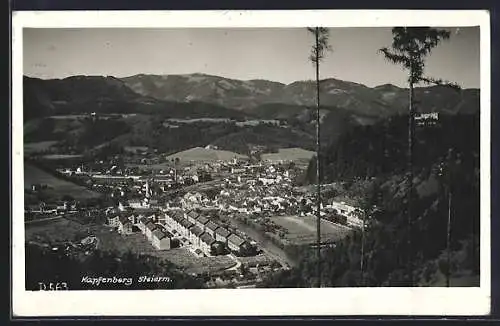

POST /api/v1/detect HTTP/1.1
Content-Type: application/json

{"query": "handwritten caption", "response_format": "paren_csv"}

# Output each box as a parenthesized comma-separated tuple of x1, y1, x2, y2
(81, 275, 172, 287)
(37, 276, 172, 290)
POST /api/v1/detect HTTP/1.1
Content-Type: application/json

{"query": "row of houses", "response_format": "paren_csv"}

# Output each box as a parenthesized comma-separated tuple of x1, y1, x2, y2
(107, 212, 177, 250)
(164, 209, 248, 256)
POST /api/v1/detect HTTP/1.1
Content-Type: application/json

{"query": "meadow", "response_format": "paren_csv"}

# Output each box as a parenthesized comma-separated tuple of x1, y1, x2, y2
(270, 215, 351, 245)
(24, 163, 100, 200)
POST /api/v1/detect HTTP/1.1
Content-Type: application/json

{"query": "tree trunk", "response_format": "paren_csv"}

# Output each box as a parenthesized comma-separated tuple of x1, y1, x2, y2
(360, 217, 365, 285)
(315, 27, 322, 289)
(446, 187, 452, 287)
(407, 81, 414, 286)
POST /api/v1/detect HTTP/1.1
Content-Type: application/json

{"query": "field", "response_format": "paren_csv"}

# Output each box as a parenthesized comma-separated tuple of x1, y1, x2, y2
(261, 148, 315, 162)
(270, 215, 351, 245)
(24, 163, 100, 200)
(165, 147, 248, 162)
(24, 141, 59, 154)
(41, 154, 83, 160)
(25, 218, 236, 274)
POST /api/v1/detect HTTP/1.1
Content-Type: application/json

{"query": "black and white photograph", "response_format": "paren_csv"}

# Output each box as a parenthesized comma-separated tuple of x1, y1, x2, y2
(11, 10, 491, 316)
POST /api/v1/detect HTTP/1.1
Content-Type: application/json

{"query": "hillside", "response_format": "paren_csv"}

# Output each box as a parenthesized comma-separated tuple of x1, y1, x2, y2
(261, 112, 480, 287)
(23, 73, 480, 159)
(120, 73, 480, 117)
(23, 76, 252, 122)
(261, 148, 315, 162)
(165, 147, 249, 162)
(25, 74, 480, 122)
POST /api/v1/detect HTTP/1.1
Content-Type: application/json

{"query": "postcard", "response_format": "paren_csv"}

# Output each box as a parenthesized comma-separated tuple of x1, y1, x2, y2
(11, 9, 491, 316)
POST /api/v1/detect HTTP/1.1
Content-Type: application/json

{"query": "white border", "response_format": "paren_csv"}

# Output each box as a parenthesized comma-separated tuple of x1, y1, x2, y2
(12, 10, 491, 317)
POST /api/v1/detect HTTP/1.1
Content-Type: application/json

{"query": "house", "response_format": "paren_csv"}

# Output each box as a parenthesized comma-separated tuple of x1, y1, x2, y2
(195, 215, 209, 231)
(186, 210, 200, 224)
(137, 216, 148, 233)
(330, 201, 356, 217)
(178, 218, 194, 238)
(214, 226, 231, 243)
(199, 233, 216, 255)
(118, 215, 134, 235)
(129, 199, 143, 209)
(188, 225, 204, 247)
(151, 229, 172, 250)
(205, 221, 219, 237)
(108, 214, 121, 228)
(228, 234, 246, 252)
(169, 211, 184, 231)
(145, 221, 159, 240)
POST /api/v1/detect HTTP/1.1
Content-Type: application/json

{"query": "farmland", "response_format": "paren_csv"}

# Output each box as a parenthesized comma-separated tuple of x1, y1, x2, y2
(24, 141, 59, 154)
(165, 147, 248, 162)
(25, 218, 236, 274)
(270, 215, 351, 245)
(24, 162, 100, 200)
(41, 154, 83, 160)
(261, 148, 315, 162)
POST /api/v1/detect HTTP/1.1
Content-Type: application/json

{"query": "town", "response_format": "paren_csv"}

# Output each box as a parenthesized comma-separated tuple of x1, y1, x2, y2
(25, 144, 362, 288)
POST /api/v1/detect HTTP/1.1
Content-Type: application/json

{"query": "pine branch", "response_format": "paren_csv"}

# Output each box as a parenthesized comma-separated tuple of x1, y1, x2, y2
(418, 76, 462, 92)
(379, 48, 411, 68)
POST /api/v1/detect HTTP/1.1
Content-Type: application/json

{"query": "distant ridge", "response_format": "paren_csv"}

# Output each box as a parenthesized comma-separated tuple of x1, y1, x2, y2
(24, 73, 480, 122)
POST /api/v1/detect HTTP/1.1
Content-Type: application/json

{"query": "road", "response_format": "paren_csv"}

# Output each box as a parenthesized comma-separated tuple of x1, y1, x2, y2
(231, 219, 297, 269)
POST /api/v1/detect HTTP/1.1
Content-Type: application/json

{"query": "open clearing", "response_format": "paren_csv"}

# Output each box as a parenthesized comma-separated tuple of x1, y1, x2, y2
(41, 154, 83, 160)
(24, 163, 100, 200)
(24, 141, 59, 154)
(261, 148, 315, 162)
(25, 218, 235, 274)
(270, 215, 351, 245)
(165, 147, 248, 162)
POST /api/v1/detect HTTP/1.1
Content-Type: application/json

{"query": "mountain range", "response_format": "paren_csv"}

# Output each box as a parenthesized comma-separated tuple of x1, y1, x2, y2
(24, 73, 479, 122)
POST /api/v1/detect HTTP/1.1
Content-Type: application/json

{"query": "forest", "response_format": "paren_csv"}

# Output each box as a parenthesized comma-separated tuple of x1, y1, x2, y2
(260, 112, 480, 287)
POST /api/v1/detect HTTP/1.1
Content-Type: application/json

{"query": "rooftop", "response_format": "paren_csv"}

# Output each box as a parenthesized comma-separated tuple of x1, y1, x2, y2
(205, 221, 219, 232)
(215, 227, 231, 238)
(179, 218, 194, 229)
(200, 233, 216, 245)
(189, 225, 204, 236)
(197, 215, 209, 224)
(152, 229, 167, 239)
(228, 234, 245, 247)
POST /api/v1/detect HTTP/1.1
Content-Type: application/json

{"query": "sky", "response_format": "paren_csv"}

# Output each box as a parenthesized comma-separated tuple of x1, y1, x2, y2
(23, 27, 480, 89)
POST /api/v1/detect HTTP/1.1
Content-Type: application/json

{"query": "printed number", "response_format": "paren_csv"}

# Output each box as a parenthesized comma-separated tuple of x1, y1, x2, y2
(38, 282, 69, 290)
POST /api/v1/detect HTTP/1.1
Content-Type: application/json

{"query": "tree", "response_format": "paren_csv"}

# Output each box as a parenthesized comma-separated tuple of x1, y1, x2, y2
(379, 27, 459, 286)
(307, 27, 332, 288)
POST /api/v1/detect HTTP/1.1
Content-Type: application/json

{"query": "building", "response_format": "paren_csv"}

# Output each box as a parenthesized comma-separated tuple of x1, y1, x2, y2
(188, 225, 204, 247)
(228, 234, 246, 252)
(118, 215, 134, 235)
(145, 221, 159, 240)
(199, 233, 216, 255)
(108, 214, 121, 228)
(186, 210, 200, 225)
(205, 221, 219, 237)
(330, 201, 356, 217)
(169, 210, 184, 231)
(137, 216, 148, 233)
(178, 218, 194, 239)
(214, 226, 231, 243)
(151, 229, 172, 250)
(195, 215, 209, 231)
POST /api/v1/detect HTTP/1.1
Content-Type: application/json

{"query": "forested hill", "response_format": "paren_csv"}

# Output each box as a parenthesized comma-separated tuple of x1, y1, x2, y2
(307, 112, 479, 183)
(262, 112, 480, 287)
